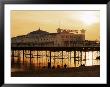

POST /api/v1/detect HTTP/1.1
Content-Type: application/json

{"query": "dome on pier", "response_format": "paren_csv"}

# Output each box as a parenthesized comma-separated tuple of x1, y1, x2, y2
(28, 27, 49, 35)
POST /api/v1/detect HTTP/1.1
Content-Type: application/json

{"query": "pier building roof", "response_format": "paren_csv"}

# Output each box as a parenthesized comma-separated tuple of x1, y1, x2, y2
(28, 28, 49, 35)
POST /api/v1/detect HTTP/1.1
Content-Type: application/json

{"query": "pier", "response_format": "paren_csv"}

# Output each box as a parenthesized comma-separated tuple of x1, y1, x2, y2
(10, 10, 101, 77)
(11, 44, 100, 69)
(11, 28, 100, 77)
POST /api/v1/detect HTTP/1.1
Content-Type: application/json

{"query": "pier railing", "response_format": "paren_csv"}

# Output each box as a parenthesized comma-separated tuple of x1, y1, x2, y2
(11, 41, 99, 47)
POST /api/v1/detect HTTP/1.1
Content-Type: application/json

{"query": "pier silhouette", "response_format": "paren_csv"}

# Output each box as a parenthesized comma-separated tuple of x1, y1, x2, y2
(11, 43, 100, 69)
(11, 28, 100, 77)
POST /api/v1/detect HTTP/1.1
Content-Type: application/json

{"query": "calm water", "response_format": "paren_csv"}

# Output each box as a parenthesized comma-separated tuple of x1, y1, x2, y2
(11, 50, 100, 72)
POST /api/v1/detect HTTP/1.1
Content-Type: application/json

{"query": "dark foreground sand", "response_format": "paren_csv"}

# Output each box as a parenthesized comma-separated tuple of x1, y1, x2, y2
(11, 65, 100, 77)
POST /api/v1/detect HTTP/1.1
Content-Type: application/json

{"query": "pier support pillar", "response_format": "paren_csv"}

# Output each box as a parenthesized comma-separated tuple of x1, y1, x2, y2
(92, 51, 93, 66)
(17, 50, 21, 63)
(85, 51, 86, 65)
(62, 51, 63, 68)
(48, 51, 51, 69)
(11, 50, 14, 64)
(30, 50, 32, 65)
(78, 51, 80, 64)
(74, 51, 76, 67)
(37, 51, 38, 68)
(54, 51, 55, 66)
(23, 50, 24, 64)
(70, 51, 71, 67)
(80, 51, 82, 65)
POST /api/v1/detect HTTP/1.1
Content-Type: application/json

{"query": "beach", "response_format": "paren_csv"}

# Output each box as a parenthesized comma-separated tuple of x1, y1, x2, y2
(11, 65, 100, 77)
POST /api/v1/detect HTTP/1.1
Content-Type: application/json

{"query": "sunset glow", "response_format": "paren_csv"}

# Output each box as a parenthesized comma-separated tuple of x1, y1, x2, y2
(11, 11, 100, 40)
(81, 14, 97, 25)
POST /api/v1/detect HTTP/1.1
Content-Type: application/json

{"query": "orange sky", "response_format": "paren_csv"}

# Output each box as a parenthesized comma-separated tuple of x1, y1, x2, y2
(11, 10, 100, 40)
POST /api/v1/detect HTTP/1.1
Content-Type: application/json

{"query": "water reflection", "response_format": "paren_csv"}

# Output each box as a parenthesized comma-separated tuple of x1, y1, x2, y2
(11, 50, 100, 72)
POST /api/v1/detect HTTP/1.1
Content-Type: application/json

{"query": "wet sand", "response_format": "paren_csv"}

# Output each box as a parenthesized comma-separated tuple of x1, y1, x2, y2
(11, 65, 100, 77)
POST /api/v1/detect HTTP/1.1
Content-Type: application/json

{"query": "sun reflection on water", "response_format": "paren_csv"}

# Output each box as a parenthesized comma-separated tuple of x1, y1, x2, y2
(11, 50, 100, 71)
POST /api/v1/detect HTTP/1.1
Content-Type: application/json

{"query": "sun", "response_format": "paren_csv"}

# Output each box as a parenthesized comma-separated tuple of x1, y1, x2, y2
(80, 14, 97, 25)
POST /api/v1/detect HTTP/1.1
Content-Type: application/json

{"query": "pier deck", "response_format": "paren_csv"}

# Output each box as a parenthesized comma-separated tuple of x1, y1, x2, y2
(11, 46, 100, 51)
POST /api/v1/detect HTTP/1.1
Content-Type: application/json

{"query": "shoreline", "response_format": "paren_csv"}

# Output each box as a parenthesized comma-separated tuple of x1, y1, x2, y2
(11, 65, 100, 77)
